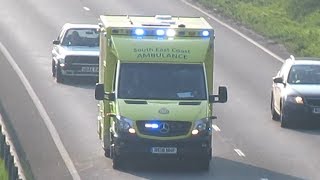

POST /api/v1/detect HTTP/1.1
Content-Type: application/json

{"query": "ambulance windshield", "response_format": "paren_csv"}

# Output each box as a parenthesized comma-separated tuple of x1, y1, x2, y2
(118, 63, 207, 100)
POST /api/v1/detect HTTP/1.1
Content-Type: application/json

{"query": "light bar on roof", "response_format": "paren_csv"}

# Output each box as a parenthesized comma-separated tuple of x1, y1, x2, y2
(166, 29, 176, 37)
(202, 30, 209, 37)
(156, 29, 165, 36)
(110, 28, 212, 38)
(134, 28, 145, 36)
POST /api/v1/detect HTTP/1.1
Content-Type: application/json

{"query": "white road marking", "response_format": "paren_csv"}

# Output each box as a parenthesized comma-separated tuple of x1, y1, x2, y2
(212, 124, 221, 131)
(181, 0, 284, 63)
(261, 178, 269, 180)
(83, 7, 90, 11)
(0, 42, 81, 180)
(234, 148, 246, 157)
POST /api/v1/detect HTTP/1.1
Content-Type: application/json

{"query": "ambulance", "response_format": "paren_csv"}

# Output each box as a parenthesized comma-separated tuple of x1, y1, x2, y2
(95, 15, 227, 170)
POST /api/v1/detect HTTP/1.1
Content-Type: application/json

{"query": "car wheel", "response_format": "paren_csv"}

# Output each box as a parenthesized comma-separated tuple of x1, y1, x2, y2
(55, 65, 64, 83)
(271, 94, 280, 120)
(52, 60, 56, 77)
(280, 106, 289, 128)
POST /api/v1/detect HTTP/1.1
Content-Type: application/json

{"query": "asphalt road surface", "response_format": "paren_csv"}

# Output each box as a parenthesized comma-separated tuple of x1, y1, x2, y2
(0, 0, 320, 179)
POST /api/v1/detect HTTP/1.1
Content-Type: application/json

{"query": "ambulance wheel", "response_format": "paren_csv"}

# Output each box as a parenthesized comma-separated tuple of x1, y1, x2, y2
(104, 148, 111, 158)
(101, 133, 111, 158)
(111, 146, 123, 169)
(112, 156, 123, 170)
(197, 159, 210, 171)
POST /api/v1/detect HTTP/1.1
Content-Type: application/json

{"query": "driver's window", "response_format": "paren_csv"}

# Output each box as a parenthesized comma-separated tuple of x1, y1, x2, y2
(58, 27, 66, 41)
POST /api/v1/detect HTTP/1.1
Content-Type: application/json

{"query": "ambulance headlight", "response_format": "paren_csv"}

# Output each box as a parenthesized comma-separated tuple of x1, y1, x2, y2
(166, 29, 176, 37)
(156, 29, 165, 36)
(134, 28, 145, 36)
(202, 30, 210, 37)
(192, 118, 211, 135)
(115, 115, 135, 133)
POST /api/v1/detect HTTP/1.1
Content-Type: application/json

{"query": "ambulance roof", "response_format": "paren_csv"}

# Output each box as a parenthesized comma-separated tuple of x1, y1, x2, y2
(99, 15, 213, 29)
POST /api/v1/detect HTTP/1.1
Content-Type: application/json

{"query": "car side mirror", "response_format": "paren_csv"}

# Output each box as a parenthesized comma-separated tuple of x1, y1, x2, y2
(209, 86, 228, 103)
(53, 40, 60, 45)
(273, 77, 284, 84)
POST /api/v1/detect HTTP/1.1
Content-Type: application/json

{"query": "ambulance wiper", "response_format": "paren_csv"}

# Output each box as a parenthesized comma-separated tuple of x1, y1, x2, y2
(124, 100, 147, 104)
(179, 101, 201, 105)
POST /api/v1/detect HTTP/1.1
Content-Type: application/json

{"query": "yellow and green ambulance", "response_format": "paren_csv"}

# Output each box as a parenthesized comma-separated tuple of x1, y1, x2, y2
(95, 15, 227, 170)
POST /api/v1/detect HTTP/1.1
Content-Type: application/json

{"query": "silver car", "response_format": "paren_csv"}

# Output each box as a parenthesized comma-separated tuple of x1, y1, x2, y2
(271, 55, 320, 128)
(52, 23, 99, 83)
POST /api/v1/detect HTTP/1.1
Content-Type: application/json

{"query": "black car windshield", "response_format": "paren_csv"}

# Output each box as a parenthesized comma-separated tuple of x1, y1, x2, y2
(118, 63, 207, 100)
(287, 64, 320, 84)
(61, 28, 99, 47)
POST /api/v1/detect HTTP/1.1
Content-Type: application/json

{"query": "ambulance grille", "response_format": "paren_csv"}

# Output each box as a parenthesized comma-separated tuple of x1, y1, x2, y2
(136, 121, 191, 137)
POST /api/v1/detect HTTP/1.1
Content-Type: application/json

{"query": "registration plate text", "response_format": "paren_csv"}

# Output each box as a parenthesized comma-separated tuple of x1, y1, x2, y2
(151, 147, 177, 154)
(81, 67, 98, 72)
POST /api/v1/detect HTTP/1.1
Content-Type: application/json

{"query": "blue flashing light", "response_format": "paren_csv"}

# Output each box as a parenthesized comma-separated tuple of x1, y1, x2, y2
(145, 123, 159, 129)
(202, 30, 210, 37)
(135, 28, 145, 36)
(166, 29, 176, 37)
(156, 29, 165, 36)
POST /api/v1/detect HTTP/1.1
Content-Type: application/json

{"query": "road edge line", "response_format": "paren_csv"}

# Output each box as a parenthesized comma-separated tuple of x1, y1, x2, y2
(0, 42, 81, 180)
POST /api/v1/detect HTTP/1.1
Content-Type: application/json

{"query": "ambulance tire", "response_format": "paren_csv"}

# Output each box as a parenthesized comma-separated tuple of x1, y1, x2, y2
(101, 134, 111, 158)
(55, 66, 64, 83)
(104, 148, 111, 158)
(111, 147, 123, 170)
(112, 156, 123, 170)
(197, 159, 210, 171)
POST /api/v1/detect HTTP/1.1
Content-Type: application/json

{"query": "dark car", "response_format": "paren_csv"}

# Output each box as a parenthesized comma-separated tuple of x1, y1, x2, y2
(271, 55, 320, 128)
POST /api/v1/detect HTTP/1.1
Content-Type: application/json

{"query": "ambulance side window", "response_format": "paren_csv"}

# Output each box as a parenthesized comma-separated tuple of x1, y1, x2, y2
(112, 63, 118, 92)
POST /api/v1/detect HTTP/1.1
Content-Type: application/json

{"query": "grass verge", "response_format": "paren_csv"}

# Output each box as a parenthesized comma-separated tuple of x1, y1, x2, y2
(196, 0, 320, 57)
(0, 159, 8, 180)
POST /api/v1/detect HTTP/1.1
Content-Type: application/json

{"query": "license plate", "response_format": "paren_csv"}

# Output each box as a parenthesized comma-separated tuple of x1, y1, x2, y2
(313, 107, 320, 114)
(81, 67, 98, 72)
(151, 147, 177, 154)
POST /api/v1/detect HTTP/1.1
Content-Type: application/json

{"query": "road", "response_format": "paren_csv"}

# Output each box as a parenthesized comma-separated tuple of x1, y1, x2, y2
(0, 0, 320, 179)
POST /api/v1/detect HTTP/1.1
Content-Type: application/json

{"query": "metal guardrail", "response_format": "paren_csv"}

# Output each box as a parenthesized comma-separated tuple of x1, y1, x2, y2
(0, 125, 23, 180)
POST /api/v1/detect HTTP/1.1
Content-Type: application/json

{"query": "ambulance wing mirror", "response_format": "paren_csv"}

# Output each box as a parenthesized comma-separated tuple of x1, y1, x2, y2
(209, 86, 228, 103)
(95, 83, 116, 101)
(95, 83, 105, 100)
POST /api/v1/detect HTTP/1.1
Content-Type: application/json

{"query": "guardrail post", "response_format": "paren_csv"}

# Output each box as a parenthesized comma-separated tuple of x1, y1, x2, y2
(4, 143, 10, 171)
(8, 154, 13, 180)
(11, 165, 18, 180)
(0, 125, 4, 159)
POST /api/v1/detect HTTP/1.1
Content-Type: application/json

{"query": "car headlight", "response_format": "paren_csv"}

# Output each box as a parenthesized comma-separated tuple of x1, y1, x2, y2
(58, 58, 65, 66)
(286, 96, 304, 104)
(115, 115, 135, 133)
(192, 118, 211, 135)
